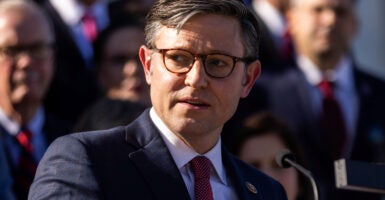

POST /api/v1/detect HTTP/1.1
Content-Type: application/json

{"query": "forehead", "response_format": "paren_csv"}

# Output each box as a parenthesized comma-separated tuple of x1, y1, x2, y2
(155, 14, 244, 55)
(0, 8, 52, 46)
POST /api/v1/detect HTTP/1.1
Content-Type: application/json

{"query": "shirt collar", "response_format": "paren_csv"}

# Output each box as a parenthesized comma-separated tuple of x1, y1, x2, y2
(253, 0, 286, 36)
(149, 108, 227, 184)
(0, 107, 45, 137)
(49, 0, 109, 27)
(297, 54, 354, 91)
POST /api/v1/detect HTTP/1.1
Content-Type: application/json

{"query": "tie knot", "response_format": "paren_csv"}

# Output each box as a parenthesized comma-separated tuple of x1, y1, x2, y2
(318, 79, 335, 98)
(191, 156, 211, 180)
(17, 128, 33, 152)
(82, 10, 94, 20)
(81, 10, 98, 42)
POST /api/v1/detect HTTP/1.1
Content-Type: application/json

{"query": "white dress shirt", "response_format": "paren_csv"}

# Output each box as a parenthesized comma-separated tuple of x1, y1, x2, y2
(297, 55, 359, 157)
(149, 108, 238, 200)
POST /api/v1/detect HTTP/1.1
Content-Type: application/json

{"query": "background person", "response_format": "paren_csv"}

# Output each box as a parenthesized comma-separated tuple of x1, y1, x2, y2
(234, 112, 311, 200)
(93, 18, 150, 106)
(249, 0, 294, 71)
(244, 0, 385, 199)
(0, 1, 70, 199)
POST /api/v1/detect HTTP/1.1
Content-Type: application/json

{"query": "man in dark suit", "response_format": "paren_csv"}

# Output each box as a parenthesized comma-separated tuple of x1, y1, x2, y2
(29, 0, 288, 199)
(249, 0, 294, 72)
(40, 0, 108, 126)
(241, 0, 385, 199)
(0, 1, 70, 199)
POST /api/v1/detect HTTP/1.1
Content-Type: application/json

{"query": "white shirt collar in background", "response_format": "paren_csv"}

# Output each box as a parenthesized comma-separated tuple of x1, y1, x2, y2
(297, 54, 355, 92)
(49, 0, 109, 29)
(253, 0, 287, 38)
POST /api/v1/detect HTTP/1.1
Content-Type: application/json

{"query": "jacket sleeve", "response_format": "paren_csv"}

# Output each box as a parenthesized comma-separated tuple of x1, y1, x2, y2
(28, 135, 101, 200)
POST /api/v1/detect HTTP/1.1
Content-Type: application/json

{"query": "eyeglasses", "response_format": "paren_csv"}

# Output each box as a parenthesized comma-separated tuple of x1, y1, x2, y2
(152, 48, 255, 78)
(0, 43, 54, 61)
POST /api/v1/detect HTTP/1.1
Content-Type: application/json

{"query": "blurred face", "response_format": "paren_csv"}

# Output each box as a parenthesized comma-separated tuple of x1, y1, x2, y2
(239, 133, 299, 200)
(0, 9, 54, 108)
(98, 27, 150, 106)
(140, 14, 260, 141)
(287, 0, 357, 60)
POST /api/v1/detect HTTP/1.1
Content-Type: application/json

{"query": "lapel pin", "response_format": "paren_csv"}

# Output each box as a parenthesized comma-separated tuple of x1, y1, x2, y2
(245, 181, 258, 194)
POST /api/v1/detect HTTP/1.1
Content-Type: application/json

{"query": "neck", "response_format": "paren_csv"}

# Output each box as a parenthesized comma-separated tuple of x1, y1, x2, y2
(177, 130, 221, 155)
(309, 53, 342, 72)
(0, 101, 38, 124)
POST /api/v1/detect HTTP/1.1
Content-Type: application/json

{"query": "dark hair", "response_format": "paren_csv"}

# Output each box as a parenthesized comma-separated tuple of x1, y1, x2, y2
(234, 112, 311, 200)
(234, 112, 300, 156)
(144, 0, 260, 61)
(73, 98, 147, 132)
(93, 16, 144, 65)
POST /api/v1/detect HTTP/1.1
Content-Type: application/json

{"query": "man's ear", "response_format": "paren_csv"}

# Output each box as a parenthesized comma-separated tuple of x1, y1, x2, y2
(241, 60, 261, 98)
(139, 45, 152, 85)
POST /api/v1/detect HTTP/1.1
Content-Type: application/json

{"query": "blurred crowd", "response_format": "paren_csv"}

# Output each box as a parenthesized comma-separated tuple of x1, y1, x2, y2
(0, 0, 384, 200)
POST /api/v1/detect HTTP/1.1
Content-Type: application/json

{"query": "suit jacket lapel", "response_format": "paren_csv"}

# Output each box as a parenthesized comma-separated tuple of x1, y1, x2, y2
(126, 111, 190, 200)
(222, 148, 262, 200)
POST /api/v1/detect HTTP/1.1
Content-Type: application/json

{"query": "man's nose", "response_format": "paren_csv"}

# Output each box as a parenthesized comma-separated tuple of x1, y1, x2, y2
(184, 58, 208, 89)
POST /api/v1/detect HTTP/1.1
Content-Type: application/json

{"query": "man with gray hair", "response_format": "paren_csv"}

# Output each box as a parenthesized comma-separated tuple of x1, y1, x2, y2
(0, 1, 70, 199)
(29, 0, 287, 199)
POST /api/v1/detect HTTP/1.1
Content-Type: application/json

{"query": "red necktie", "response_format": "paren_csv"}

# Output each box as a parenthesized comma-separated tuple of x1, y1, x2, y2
(14, 128, 37, 199)
(318, 80, 347, 159)
(190, 156, 214, 200)
(279, 28, 293, 60)
(81, 10, 98, 42)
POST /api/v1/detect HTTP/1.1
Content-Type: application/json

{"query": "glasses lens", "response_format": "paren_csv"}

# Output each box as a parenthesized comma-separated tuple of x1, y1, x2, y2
(29, 44, 53, 59)
(158, 48, 238, 78)
(163, 49, 193, 73)
(0, 43, 53, 60)
(205, 54, 234, 78)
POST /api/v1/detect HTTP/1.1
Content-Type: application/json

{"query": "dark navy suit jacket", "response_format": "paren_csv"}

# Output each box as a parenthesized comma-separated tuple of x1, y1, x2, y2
(29, 109, 287, 200)
(41, 1, 100, 125)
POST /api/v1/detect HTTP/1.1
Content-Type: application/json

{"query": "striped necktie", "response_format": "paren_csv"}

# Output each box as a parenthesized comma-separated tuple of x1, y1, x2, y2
(13, 128, 37, 199)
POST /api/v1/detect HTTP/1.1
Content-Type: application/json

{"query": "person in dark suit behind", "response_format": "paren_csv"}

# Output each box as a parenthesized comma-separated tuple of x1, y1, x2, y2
(29, 0, 288, 199)
(0, 1, 70, 199)
(72, 18, 150, 133)
(0, 143, 15, 200)
(40, 0, 110, 126)
(244, 0, 385, 199)
(249, 0, 294, 72)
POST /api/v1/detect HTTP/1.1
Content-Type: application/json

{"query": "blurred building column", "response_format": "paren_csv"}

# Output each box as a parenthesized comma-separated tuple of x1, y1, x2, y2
(353, 0, 385, 80)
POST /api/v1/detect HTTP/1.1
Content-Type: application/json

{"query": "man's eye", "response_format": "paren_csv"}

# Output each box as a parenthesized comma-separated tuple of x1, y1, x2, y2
(167, 54, 191, 65)
(207, 59, 228, 67)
